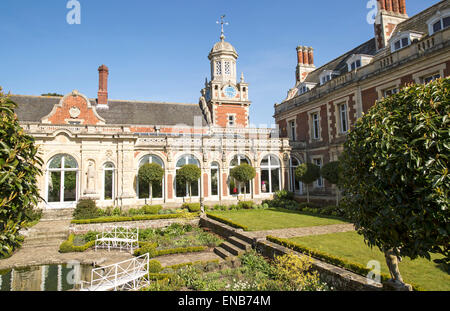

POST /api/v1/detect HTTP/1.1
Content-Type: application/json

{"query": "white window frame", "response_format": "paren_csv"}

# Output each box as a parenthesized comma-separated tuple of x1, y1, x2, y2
(175, 154, 200, 198)
(260, 155, 281, 194)
(137, 155, 165, 200)
(339, 103, 348, 134)
(103, 162, 115, 201)
(427, 10, 450, 35)
(210, 162, 220, 197)
(289, 157, 303, 195)
(412, 64, 446, 84)
(313, 158, 323, 188)
(287, 118, 296, 141)
(311, 112, 320, 140)
(229, 155, 251, 196)
(215, 61, 222, 75)
(46, 154, 79, 207)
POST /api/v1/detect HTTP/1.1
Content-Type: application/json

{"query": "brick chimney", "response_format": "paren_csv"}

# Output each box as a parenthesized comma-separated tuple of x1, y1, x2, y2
(374, 0, 408, 50)
(295, 46, 315, 83)
(97, 64, 109, 108)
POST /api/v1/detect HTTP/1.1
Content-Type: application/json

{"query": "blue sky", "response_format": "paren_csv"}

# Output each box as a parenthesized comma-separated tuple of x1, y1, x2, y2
(0, 0, 438, 126)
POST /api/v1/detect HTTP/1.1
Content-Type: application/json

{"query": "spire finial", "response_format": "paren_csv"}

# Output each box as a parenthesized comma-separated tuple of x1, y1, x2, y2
(216, 14, 229, 41)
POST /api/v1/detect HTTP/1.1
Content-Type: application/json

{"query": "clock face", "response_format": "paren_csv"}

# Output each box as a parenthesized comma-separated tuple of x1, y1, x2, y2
(224, 86, 236, 98)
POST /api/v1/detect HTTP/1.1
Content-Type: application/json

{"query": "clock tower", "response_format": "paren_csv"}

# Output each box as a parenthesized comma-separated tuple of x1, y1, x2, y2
(199, 16, 251, 128)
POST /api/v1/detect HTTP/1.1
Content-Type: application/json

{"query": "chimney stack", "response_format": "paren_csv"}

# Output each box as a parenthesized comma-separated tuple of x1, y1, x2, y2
(97, 64, 109, 107)
(295, 45, 315, 83)
(378, 0, 407, 15)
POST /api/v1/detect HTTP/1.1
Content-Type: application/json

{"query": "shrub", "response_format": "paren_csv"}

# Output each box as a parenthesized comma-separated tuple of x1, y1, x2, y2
(141, 205, 162, 215)
(72, 199, 99, 220)
(148, 260, 163, 273)
(206, 213, 249, 231)
(59, 234, 95, 253)
(295, 163, 321, 203)
(182, 203, 201, 213)
(274, 190, 294, 200)
(134, 242, 158, 257)
(237, 201, 254, 209)
(0, 88, 43, 257)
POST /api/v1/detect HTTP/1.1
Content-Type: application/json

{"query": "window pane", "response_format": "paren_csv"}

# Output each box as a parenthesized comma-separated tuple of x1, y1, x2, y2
(401, 37, 409, 47)
(175, 175, 187, 197)
(394, 40, 401, 50)
(240, 157, 249, 165)
(104, 170, 113, 200)
(433, 20, 442, 33)
(211, 168, 218, 196)
(139, 179, 149, 199)
(64, 156, 77, 169)
(261, 170, 269, 193)
(188, 156, 199, 166)
(104, 162, 114, 169)
(270, 156, 279, 166)
(63, 171, 77, 202)
(152, 180, 163, 198)
(271, 168, 280, 192)
(261, 157, 269, 166)
(444, 16, 450, 28)
(230, 157, 238, 167)
(151, 156, 164, 167)
(176, 158, 185, 167)
(49, 155, 63, 169)
(48, 171, 61, 202)
(190, 180, 199, 197)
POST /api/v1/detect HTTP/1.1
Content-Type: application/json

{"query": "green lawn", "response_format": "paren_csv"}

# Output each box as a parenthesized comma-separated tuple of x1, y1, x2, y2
(288, 231, 449, 291)
(208, 208, 348, 231)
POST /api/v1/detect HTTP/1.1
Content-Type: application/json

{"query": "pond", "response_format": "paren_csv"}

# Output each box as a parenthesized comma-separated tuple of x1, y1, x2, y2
(0, 262, 93, 291)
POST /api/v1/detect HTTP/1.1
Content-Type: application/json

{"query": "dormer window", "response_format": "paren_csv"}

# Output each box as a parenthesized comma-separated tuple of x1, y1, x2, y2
(319, 70, 339, 86)
(427, 10, 450, 35)
(350, 59, 361, 71)
(346, 54, 373, 72)
(297, 82, 317, 95)
(393, 37, 409, 51)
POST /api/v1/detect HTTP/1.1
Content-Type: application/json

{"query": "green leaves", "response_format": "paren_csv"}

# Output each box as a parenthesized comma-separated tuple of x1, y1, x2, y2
(294, 163, 320, 184)
(339, 78, 449, 263)
(138, 162, 164, 184)
(176, 164, 201, 184)
(229, 163, 256, 183)
(0, 87, 42, 257)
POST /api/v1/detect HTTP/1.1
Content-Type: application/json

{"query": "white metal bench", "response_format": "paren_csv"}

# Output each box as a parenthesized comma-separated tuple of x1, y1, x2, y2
(80, 253, 149, 291)
(95, 226, 139, 253)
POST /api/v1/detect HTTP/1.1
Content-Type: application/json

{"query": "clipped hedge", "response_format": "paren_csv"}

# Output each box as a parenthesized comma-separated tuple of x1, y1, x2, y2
(71, 212, 200, 224)
(205, 212, 249, 231)
(266, 236, 423, 291)
(165, 259, 220, 270)
(59, 234, 95, 253)
(134, 244, 207, 258)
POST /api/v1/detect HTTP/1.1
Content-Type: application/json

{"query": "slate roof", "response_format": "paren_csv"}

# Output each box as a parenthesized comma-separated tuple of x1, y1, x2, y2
(10, 95, 207, 126)
(303, 38, 377, 84)
(394, 0, 450, 35)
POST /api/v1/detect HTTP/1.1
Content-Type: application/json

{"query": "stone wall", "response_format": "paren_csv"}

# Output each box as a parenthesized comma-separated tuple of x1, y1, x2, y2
(69, 218, 200, 235)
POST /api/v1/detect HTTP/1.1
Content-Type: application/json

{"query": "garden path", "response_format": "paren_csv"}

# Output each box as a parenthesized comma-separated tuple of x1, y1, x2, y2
(246, 223, 355, 239)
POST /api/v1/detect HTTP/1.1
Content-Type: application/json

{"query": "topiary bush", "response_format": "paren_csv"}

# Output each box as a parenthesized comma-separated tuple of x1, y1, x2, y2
(181, 203, 201, 213)
(148, 260, 163, 273)
(72, 199, 99, 220)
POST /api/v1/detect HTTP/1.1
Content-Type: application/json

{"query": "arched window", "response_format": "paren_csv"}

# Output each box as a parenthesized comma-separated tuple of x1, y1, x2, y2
(210, 162, 220, 197)
(260, 155, 281, 194)
(47, 154, 78, 204)
(103, 162, 115, 201)
(175, 154, 200, 198)
(229, 155, 251, 195)
(137, 155, 164, 199)
(290, 157, 303, 195)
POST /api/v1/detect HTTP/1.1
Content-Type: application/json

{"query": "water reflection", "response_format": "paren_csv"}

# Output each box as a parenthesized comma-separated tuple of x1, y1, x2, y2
(0, 263, 92, 291)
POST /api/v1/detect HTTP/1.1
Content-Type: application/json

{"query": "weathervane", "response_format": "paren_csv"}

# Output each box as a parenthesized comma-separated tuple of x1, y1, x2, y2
(216, 14, 229, 41)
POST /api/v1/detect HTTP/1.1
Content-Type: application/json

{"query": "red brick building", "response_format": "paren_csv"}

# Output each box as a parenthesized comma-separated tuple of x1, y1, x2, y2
(274, 0, 450, 203)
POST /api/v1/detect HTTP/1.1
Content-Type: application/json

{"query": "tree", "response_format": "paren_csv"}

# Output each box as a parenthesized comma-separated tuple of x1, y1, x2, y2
(339, 78, 449, 289)
(230, 163, 256, 200)
(138, 163, 164, 204)
(294, 163, 320, 203)
(176, 164, 201, 201)
(321, 161, 341, 205)
(0, 88, 43, 257)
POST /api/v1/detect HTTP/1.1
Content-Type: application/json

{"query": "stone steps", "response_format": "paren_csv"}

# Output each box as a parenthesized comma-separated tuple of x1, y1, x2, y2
(213, 235, 252, 260)
(40, 209, 74, 221)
